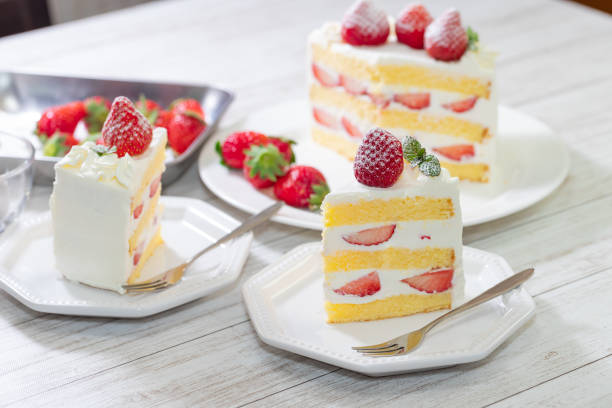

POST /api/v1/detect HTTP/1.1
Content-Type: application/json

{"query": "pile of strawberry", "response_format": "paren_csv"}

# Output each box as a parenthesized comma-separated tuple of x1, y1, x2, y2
(35, 94, 206, 157)
(340, 1, 478, 62)
(216, 131, 330, 210)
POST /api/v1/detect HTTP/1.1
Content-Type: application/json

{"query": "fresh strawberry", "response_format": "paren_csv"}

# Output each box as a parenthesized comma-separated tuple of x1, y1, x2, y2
(395, 4, 433, 49)
(342, 224, 396, 246)
(149, 174, 161, 198)
(424, 9, 468, 61)
(170, 98, 205, 122)
(41, 132, 73, 157)
(433, 144, 475, 161)
(334, 271, 381, 297)
(101, 96, 153, 157)
(368, 92, 391, 108)
(83, 96, 111, 133)
(312, 107, 338, 129)
(95, 135, 105, 145)
(154, 110, 172, 129)
(311, 63, 340, 87)
(393, 92, 430, 110)
(215, 131, 268, 169)
(341, 0, 390, 46)
(166, 112, 206, 154)
(340, 74, 367, 95)
(273, 165, 329, 210)
(268, 137, 296, 164)
(133, 203, 144, 219)
(135, 95, 161, 125)
(442, 96, 478, 113)
(353, 128, 404, 187)
(243, 144, 288, 189)
(341, 116, 363, 138)
(401, 269, 454, 293)
(36, 101, 86, 139)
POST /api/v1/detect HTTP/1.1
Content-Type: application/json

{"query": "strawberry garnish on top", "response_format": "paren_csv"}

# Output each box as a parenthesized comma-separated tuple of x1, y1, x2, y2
(101, 96, 153, 157)
(396, 3, 433, 49)
(135, 95, 161, 125)
(442, 96, 478, 113)
(424, 9, 468, 61)
(36, 101, 86, 139)
(83, 96, 111, 133)
(215, 131, 268, 169)
(273, 165, 330, 210)
(401, 269, 454, 293)
(334, 271, 381, 297)
(341, 0, 390, 46)
(242, 144, 288, 189)
(353, 128, 404, 187)
(343, 224, 396, 246)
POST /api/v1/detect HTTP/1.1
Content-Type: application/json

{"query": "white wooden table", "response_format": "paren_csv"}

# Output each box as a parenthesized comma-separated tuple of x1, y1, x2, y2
(1, 0, 611, 406)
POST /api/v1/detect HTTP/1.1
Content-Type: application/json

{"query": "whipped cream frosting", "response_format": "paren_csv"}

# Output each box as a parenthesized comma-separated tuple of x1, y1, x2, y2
(322, 166, 463, 305)
(50, 128, 167, 293)
(58, 128, 166, 193)
(309, 22, 497, 79)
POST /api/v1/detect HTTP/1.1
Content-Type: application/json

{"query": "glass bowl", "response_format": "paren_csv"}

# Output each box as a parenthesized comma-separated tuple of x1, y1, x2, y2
(0, 133, 34, 233)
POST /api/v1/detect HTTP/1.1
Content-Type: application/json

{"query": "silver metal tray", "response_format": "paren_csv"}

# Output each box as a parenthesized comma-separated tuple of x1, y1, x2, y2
(0, 71, 234, 185)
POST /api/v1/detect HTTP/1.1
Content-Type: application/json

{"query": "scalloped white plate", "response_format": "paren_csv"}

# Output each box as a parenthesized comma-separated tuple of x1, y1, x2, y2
(0, 196, 252, 318)
(243, 242, 535, 376)
(199, 99, 569, 229)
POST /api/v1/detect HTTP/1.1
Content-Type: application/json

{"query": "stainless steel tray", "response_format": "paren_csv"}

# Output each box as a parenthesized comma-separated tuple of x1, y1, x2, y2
(0, 71, 234, 185)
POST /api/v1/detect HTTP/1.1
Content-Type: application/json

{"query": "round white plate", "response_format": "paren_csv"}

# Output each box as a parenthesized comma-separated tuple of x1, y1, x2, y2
(199, 99, 569, 229)
(0, 196, 252, 318)
(242, 242, 535, 376)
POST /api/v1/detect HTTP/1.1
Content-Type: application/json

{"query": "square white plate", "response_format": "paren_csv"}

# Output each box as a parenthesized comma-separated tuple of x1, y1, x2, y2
(0, 196, 252, 318)
(243, 242, 535, 376)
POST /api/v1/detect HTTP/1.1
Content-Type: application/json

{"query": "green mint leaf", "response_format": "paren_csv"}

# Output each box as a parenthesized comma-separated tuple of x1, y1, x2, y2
(467, 26, 479, 51)
(90, 144, 117, 157)
(402, 136, 426, 166)
(418, 154, 441, 177)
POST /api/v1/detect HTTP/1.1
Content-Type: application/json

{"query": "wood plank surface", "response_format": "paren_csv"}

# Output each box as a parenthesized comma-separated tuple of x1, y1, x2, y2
(1, 0, 611, 406)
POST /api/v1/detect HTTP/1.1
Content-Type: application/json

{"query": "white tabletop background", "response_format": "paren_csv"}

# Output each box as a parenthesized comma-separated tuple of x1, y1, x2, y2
(1, 0, 611, 406)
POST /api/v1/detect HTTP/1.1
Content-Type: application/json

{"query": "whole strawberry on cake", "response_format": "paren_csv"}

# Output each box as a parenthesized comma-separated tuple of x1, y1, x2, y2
(321, 127, 464, 323)
(50, 96, 167, 293)
(308, 1, 498, 185)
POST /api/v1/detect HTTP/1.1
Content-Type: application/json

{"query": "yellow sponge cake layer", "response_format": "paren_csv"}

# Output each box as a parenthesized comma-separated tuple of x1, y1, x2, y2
(312, 44, 491, 98)
(324, 197, 454, 227)
(127, 226, 163, 284)
(312, 127, 358, 160)
(325, 293, 451, 323)
(311, 85, 489, 143)
(441, 162, 490, 182)
(324, 247, 455, 273)
(129, 189, 160, 254)
(130, 141, 165, 213)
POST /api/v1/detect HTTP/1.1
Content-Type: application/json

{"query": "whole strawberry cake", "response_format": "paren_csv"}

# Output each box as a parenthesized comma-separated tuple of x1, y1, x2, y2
(309, 1, 498, 185)
(321, 127, 464, 323)
(50, 96, 167, 293)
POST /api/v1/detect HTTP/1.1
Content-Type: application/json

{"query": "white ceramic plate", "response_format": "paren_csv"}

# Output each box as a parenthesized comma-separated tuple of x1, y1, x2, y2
(199, 99, 569, 229)
(243, 242, 535, 376)
(0, 196, 252, 318)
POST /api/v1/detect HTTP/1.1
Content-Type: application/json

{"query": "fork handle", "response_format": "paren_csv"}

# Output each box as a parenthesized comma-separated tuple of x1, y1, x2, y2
(184, 201, 283, 267)
(422, 268, 534, 333)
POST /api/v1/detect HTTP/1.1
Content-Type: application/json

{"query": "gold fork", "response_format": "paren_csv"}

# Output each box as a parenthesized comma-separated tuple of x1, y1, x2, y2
(353, 268, 534, 357)
(123, 201, 283, 293)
